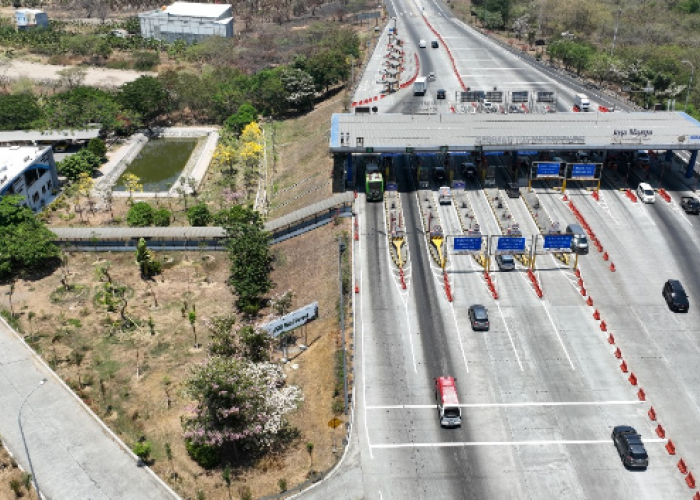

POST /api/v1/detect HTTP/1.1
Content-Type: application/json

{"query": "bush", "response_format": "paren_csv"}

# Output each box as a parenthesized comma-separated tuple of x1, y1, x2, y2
(127, 202, 154, 227)
(153, 208, 172, 227)
(132, 440, 152, 462)
(187, 203, 212, 227)
(133, 51, 160, 71)
(185, 439, 221, 469)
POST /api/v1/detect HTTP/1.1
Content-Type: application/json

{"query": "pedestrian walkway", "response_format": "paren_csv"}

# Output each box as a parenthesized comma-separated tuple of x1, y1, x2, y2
(0, 317, 178, 500)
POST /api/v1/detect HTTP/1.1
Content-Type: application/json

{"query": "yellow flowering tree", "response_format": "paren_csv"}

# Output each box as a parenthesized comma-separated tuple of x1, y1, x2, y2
(122, 173, 143, 205)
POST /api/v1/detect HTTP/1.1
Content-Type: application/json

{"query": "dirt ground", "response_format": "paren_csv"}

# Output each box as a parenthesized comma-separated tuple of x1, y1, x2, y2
(1, 89, 354, 498)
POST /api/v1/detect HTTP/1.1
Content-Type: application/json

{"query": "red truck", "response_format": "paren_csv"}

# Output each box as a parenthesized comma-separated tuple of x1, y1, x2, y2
(435, 376, 462, 427)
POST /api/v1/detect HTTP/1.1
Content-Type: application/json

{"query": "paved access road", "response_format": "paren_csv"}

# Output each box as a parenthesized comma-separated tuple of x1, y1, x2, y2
(0, 319, 177, 500)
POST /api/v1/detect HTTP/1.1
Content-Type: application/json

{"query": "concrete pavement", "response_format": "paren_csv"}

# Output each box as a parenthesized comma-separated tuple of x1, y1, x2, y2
(0, 317, 178, 500)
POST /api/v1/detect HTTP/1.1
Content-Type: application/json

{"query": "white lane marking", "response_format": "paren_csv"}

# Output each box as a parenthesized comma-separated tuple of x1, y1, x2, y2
(493, 300, 525, 371)
(635, 201, 657, 226)
(358, 197, 373, 460)
(372, 438, 667, 449)
(541, 300, 576, 370)
(383, 194, 417, 374)
(668, 199, 693, 226)
(367, 400, 645, 409)
(449, 292, 470, 374)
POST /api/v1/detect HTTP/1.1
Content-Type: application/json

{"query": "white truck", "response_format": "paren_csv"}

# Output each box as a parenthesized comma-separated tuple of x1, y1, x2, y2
(438, 186, 452, 205)
(413, 76, 427, 96)
(574, 93, 590, 111)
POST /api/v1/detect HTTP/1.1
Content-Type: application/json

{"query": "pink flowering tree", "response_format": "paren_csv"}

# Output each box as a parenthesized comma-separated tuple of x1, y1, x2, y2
(183, 356, 302, 466)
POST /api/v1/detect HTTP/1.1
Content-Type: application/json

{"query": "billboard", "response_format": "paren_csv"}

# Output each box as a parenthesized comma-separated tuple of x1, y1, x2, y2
(261, 302, 319, 338)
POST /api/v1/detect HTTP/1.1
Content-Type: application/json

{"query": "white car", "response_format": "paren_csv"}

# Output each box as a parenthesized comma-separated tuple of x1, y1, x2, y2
(637, 182, 655, 203)
(428, 72, 436, 82)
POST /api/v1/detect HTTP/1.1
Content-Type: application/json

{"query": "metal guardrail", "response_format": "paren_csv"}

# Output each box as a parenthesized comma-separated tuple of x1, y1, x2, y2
(52, 194, 355, 251)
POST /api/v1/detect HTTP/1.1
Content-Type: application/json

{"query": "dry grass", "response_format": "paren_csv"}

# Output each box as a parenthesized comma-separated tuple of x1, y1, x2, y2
(0, 91, 353, 498)
(0, 440, 38, 500)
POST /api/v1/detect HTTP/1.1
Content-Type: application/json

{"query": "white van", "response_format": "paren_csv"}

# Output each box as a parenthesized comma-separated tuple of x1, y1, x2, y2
(419, 39, 427, 48)
(574, 94, 590, 111)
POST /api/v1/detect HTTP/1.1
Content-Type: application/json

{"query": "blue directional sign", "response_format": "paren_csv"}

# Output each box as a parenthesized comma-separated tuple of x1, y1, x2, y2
(543, 234, 573, 250)
(454, 237, 482, 252)
(536, 162, 561, 176)
(517, 151, 539, 156)
(484, 151, 504, 156)
(571, 163, 597, 178)
(497, 237, 526, 252)
(415, 152, 437, 157)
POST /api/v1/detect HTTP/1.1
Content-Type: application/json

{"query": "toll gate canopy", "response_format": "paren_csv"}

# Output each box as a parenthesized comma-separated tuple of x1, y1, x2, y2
(329, 112, 700, 153)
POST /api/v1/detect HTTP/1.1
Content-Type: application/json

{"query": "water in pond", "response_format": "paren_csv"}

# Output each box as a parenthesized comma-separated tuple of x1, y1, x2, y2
(114, 138, 198, 192)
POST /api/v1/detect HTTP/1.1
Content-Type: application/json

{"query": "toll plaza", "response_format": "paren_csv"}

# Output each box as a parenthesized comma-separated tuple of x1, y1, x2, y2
(329, 111, 700, 190)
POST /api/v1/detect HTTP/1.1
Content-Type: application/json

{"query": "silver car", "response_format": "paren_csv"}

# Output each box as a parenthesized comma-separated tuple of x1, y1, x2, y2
(496, 254, 515, 271)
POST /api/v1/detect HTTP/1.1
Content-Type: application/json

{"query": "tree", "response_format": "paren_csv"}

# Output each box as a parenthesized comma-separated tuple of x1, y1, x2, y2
(135, 238, 161, 277)
(44, 87, 135, 133)
(224, 103, 258, 136)
(86, 138, 107, 161)
(0, 94, 42, 130)
(0, 195, 60, 278)
(76, 172, 96, 217)
(281, 68, 315, 112)
(182, 357, 303, 458)
(188, 308, 198, 348)
(127, 202, 154, 227)
(225, 219, 273, 312)
(122, 173, 143, 204)
(57, 150, 100, 182)
(239, 325, 270, 362)
(187, 203, 213, 227)
(119, 76, 168, 126)
(57, 67, 87, 89)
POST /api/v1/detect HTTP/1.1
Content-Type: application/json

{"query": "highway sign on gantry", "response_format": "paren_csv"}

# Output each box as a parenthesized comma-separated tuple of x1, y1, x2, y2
(535, 162, 561, 177)
(570, 163, 597, 179)
(496, 237, 526, 254)
(543, 234, 573, 251)
(453, 237, 482, 253)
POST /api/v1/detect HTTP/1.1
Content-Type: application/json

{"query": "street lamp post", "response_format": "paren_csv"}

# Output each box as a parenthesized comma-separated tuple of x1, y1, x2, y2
(18, 378, 47, 498)
(338, 237, 348, 416)
(682, 60, 695, 112)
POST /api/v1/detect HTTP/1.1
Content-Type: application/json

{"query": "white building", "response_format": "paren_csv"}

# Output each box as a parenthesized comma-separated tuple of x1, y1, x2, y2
(138, 2, 234, 44)
(15, 9, 49, 30)
(0, 146, 59, 211)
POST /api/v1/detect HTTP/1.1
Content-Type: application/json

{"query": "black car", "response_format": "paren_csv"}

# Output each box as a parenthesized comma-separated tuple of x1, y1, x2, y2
(506, 182, 520, 198)
(468, 304, 489, 331)
(496, 254, 515, 271)
(663, 279, 689, 312)
(431, 40, 439, 48)
(681, 196, 700, 214)
(611, 426, 649, 469)
(462, 163, 477, 179)
(437, 89, 446, 100)
(434, 166, 446, 182)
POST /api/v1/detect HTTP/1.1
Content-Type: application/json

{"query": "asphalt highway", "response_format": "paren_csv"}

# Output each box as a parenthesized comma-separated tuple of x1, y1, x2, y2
(301, 2, 700, 498)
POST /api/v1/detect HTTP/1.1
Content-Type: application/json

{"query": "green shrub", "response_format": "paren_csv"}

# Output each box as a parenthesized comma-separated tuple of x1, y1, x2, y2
(187, 203, 212, 227)
(132, 440, 152, 462)
(133, 51, 160, 71)
(127, 202, 154, 227)
(185, 439, 221, 469)
(153, 208, 171, 227)
(106, 59, 131, 70)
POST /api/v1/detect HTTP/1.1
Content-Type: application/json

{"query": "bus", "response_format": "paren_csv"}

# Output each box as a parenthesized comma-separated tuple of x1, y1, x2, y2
(365, 162, 384, 201)
(435, 376, 461, 427)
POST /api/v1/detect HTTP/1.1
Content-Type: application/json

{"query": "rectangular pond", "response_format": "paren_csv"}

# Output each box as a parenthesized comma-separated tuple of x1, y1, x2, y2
(114, 138, 198, 192)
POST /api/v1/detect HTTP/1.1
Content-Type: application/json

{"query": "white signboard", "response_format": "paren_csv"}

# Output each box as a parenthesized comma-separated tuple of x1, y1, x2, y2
(261, 302, 319, 339)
